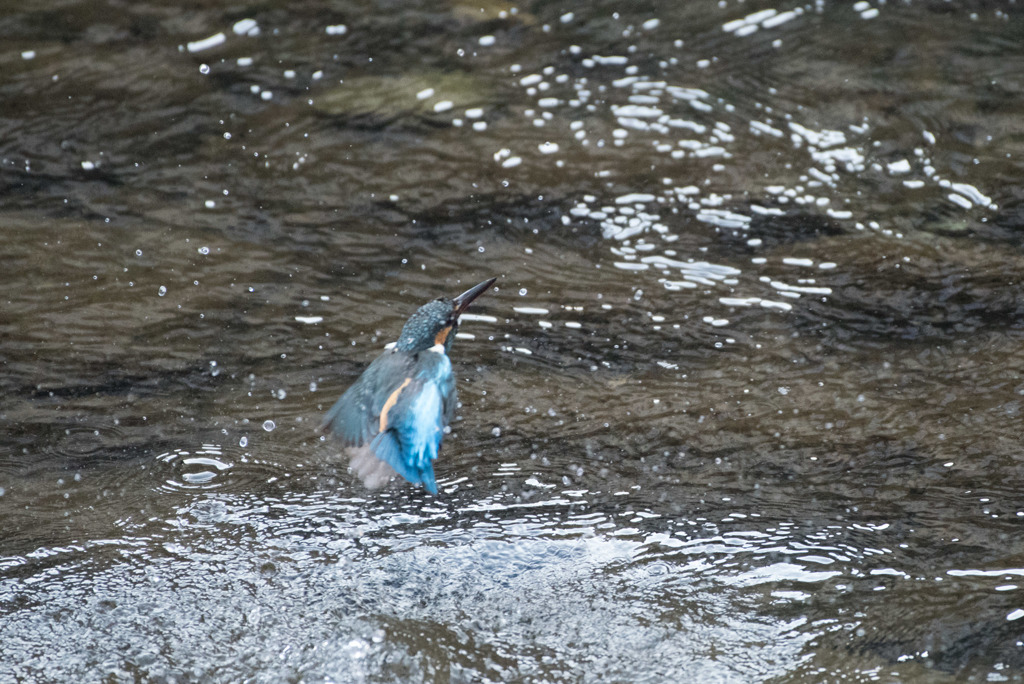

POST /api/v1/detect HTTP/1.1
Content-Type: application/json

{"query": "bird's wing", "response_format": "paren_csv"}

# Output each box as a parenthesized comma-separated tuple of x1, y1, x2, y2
(441, 376, 458, 425)
(319, 351, 415, 446)
(346, 444, 399, 490)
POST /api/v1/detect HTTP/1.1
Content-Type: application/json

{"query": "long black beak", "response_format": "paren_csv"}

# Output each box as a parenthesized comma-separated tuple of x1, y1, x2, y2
(452, 277, 497, 316)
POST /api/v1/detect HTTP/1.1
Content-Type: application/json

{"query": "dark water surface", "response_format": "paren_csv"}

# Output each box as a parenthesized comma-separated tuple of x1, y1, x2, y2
(3, 1, 1024, 682)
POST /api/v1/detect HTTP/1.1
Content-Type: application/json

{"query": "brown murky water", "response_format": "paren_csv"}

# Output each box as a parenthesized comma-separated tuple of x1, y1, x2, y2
(3, 1, 1024, 682)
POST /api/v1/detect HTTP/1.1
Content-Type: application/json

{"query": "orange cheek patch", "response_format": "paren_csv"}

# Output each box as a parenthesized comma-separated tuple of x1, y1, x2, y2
(434, 325, 452, 347)
(379, 378, 412, 432)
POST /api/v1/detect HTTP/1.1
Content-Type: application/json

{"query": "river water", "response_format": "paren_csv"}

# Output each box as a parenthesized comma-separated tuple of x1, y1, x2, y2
(2, 1, 1024, 682)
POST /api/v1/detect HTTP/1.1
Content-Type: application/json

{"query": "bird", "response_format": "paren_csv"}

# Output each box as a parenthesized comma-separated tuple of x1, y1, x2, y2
(319, 277, 496, 495)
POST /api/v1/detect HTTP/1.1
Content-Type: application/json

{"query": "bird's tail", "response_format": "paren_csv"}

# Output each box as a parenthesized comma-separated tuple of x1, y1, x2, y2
(369, 431, 438, 495)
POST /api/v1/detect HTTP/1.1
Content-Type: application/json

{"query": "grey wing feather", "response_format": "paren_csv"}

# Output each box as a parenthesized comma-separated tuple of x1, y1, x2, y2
(319, 380, 375, 446)
(346, 444, 399, 489)
(442, 382, 457, 426)
(319, 351, 415, 446)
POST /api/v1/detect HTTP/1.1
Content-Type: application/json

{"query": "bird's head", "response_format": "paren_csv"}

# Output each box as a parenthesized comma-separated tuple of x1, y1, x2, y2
(394, 277, 496, 354)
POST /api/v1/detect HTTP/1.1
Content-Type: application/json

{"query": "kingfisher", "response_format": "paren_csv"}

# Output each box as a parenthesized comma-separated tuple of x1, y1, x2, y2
(319, 277, 497, 495)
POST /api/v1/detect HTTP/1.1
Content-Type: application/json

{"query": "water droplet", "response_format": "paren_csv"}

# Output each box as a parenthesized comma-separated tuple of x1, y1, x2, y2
(309, 381, 317, 392)
(199, 64, 210, 75)
(158, 285, 167, 297)
(274, 389, 286, 400)
(478, 246, 485, 253)
(198, 246, 210, 255)
(239, 436, 248, 447)
(491, 427, 501, 437)
(135, 249, 143, 257)
(262, 420, 276, 432)
(518, 288, 527, 296)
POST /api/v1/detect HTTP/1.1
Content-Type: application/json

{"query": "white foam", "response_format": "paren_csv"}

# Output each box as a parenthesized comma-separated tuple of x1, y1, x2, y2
(459, 313, 497, 323)
(720, 297, 761, 307)
(233, 19, 259, 35)
(615, 193, 657, 204)
(887, 159, 912, 174)
(187, 33, 226, 53)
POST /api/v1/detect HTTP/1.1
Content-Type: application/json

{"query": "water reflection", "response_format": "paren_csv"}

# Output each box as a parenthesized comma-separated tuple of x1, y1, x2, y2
(4, 424, 1023, 681)
(1, 471, 856, 681)
(3, 0, 1024, 682)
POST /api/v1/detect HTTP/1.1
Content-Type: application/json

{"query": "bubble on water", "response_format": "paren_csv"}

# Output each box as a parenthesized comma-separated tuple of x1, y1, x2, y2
(491, 427, 501, 437)
(309, 381, 317, 392)
(135, 249, 143, 257)
(239, 436, 248, 447)
(274, 389, 286, 400)
(519, 288, 528, 296)
(198, 246, 210, 255)
(262, 420, 276, 432)
(199, 64, 210, 75)
(0, 486, 5, 497)
(158, 285, 167, 297)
